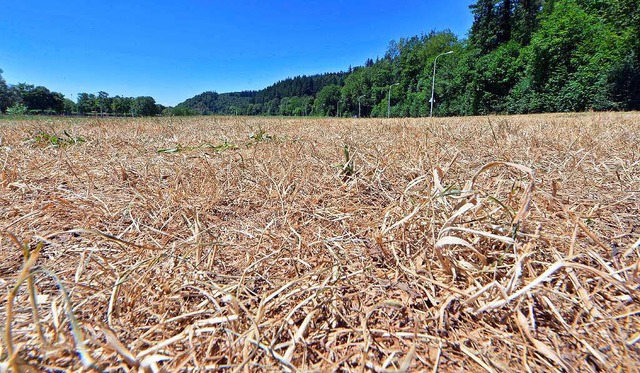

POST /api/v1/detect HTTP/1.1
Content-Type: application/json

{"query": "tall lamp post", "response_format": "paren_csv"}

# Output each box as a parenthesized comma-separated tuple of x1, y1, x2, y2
(387, 82, 399, 118)
(358, 95, 365, 118)
(430, 51, 453, 117)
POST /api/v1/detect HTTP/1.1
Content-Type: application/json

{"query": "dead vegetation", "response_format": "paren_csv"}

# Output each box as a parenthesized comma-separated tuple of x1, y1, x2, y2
(0, 113, 638, 372)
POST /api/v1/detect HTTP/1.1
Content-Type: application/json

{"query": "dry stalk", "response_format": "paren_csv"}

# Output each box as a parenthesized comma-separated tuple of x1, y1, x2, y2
(0, 113, 638, 371)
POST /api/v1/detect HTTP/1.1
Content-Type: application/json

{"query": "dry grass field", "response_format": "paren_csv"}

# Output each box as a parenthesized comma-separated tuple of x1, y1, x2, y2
(0, 113, 639, 372)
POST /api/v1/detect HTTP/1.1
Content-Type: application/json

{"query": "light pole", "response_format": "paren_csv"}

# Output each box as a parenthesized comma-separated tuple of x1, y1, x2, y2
(430, 51, 453, 117)
(387, 82, 399, 118)
(358, 95, 365, 118)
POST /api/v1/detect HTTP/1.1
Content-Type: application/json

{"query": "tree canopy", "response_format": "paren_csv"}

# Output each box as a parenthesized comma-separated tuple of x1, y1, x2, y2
(0, 70, 165, 116)
(175, 73, 346, 116)
(0, 75, 66, 114)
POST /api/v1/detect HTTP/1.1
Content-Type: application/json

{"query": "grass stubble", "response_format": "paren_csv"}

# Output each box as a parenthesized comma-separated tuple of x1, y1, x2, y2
(0, 113, 638, 372)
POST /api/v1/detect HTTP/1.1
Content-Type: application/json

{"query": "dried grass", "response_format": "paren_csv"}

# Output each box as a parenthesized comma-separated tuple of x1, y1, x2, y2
(0, 113, 639, 371)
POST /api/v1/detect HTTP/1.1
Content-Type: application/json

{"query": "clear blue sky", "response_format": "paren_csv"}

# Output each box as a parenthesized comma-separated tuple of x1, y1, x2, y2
(0, 1, 474, 106)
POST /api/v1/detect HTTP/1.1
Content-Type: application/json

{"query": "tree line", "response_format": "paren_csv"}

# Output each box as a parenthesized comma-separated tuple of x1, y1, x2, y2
(176, 72, 347, 116)
(0, 76, 167, 117)
(0, 79, 68, 115)
(74, 92, 164, 116)
(178, 0, 640, 116)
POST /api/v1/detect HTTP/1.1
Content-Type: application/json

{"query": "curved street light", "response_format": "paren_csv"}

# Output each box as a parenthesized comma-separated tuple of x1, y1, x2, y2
(388, 82, 399, 118)
(430, 51, 454, 117)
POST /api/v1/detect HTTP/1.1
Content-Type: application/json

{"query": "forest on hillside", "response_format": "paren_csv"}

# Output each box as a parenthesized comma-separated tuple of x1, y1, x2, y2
(177, 0, 640, 117)
(177, 72, 347, 116)
(1, 0, 638, 117)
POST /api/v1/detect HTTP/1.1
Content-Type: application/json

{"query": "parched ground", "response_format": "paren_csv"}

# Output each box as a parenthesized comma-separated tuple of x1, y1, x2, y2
(0, 113, 638, 372)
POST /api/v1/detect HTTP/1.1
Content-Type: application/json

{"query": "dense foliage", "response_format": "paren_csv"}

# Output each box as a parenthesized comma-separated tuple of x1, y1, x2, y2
(0, 73, 65, 115)
(2, 0, 638, 116)
(176, 72, 346, 116)
(177, 91, 255, 115)
(0, 74, 166, 116)
(74, 92, 163, 116)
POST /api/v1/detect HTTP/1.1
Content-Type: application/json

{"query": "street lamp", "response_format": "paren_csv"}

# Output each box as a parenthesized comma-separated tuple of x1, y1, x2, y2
(358, 95, 365, 118)
(388, 82, 399, 118)
(430, 50, 453, 117)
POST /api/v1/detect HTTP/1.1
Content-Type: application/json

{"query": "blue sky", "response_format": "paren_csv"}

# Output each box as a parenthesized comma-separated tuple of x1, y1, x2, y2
(0, 1, 474, 106)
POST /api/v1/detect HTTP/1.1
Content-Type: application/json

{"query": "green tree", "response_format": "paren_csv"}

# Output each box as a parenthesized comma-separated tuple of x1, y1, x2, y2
(0, 69, 13, 113)
(472, 41, 524, 113)
(133, 96, 159, 116)
(111, 95, 134, 115)
(608, 55, 640, 110)
(169, 106, 198, 116)
(364, 59, 396, 117)
(77, 93, 97, 114)
(525, 0, 626, 111)
(265, 98, 280, 115)
(97, 91, 111, 115)
(399, 31, 460, 116)
(63, 98, 77, 114)
(313, 85, 341, 116)
(6, 103, 28, 115)
(341, 66, 375, 117)
(12, 83, 34, 98)
(512, 0, 544, 45)
(470, 0, 498, 53)
(18, 85, 64, 113)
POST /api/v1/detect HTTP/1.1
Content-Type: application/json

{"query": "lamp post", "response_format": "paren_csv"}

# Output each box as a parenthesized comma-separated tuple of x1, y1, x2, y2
(430, 51, 453, 117)
(388, 82, 399, 118)
(358, 95, 365, 118)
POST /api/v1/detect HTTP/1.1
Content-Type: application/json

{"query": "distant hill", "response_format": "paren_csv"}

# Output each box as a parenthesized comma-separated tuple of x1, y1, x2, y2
(177, 91, 256, 115)
(176, 72, 346, 115)
(252, 72, 346, 104)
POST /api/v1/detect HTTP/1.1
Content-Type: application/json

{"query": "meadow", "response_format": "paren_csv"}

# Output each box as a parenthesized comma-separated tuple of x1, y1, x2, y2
(0, 113, 638, 371)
